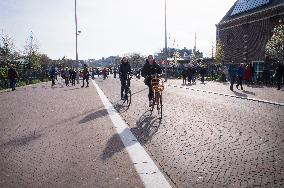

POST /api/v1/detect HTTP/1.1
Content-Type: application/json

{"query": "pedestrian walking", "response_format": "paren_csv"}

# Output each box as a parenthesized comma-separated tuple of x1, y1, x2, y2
(274, 62, 284, 90)
(187, 65, 193, 84)
(7, 65, 19, 91)
(228, 64, 236, 91)
(199, 65, 206, 83)
(243, 64, 251, 84)
(236, 64, 244, 90)
(96, 68, 100, 78)
(91, 68, 96, 79)
(49, 65, 56, 87)
(182, 67, 187, 85)
(68, 68, 72, 82)
(102, 68, 108, 80)
(71, 68, 76, 86)
(63, 67, 70, 86)
(81, 64, 89, 88)
(114, 69, 117, 78)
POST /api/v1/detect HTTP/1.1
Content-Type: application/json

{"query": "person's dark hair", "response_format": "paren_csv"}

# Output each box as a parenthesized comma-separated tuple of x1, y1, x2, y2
(121, 57, 129, 64)
(146, 59, 156, 64)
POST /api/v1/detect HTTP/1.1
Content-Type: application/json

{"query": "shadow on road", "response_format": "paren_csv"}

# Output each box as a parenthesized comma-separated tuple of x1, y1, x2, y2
(0, 133, 42, 148)
(233, 90, 248, 97)
(63, 87, 81, 91)
(79, 109, 108, 124)
(101, 110, 161, 161)
(133, 110, 161, 144)
(242, 90, 256, 95)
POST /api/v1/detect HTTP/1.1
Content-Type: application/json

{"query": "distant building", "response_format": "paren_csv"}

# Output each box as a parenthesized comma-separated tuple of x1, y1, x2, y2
(216, 0, 284, 79)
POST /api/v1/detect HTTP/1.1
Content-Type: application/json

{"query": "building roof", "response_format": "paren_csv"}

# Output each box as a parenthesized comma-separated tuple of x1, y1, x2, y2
(219, 0, 284, 24)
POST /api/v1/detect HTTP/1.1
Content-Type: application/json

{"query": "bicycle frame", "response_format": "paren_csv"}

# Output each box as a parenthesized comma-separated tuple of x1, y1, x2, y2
(150, 75, 164, 119)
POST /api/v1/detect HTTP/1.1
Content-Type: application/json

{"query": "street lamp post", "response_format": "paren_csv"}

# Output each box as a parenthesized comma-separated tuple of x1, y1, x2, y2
(164, 0, 168, 82)
(75, 0, 79, 84)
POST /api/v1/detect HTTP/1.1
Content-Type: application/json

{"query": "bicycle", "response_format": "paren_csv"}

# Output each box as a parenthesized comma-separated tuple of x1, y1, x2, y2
(122, 74, 133, 107)
(150, 74, 164, 119)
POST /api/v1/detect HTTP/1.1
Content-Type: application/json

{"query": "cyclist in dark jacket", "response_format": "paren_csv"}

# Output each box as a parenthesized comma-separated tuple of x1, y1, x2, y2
(141, 55, 162, 106)
(119, 57, 132, 100)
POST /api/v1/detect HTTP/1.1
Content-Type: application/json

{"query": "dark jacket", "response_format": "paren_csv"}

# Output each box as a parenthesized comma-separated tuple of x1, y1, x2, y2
(236, 65, 244, 78)
(141, 60, 162, 85)
(8, 67, 18, 79)
(71, 70, 77, 79)
(199, 67, 206, 75)
(82, 66, 89, 77)
(119, 63, 131, 81)
(49, 66, 56, 77)
(141, 60, 162, 77)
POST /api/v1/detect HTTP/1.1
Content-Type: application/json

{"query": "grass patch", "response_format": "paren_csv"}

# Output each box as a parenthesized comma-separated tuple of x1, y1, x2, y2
(30, 79, 42, 84)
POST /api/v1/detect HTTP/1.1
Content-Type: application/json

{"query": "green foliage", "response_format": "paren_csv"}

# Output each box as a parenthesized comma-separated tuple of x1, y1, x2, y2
(30, 79, 41, 84)
(17, 81, 27, 87)
(128, 53, 146, 69)
(42, 78, 49, 82)
(215, 40, 224, 65)
(0, 68, 7, 78)
(265, 21, 284, 61)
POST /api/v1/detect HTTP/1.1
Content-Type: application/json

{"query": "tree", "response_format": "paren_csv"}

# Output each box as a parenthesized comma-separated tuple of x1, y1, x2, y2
(0, 31, 16, 66)
(23, 31, 42, 71)
(215, 40, 224, 65)
(128, 53, 146, 69)
(265, 21, 284, 62)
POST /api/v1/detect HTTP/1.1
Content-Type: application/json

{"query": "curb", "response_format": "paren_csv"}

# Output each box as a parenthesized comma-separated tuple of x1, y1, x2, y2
(167, 84, 284, 107)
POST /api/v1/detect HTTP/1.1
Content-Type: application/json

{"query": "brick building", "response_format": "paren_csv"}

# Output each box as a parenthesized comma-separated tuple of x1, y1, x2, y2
(216, 0, 284, 80)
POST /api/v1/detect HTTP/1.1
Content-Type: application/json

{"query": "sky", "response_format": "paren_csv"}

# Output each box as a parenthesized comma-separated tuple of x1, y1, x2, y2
(0, 0, 236, 60)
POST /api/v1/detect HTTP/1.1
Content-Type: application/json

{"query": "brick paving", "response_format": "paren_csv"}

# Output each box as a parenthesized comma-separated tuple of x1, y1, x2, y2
(0, 82, 144, 188)
(166, 78, 284, 104)
(97, 76, 284, 187)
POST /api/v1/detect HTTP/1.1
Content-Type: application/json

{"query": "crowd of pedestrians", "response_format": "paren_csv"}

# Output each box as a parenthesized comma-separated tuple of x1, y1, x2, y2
(47, 64, 112, 89)
(4, 58, 284, 92)
(181, 64, 207, 85)
(228, 62, 283, 91)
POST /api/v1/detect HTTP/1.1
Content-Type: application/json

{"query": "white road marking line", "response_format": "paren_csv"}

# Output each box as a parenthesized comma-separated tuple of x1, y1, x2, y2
(92, 80, 172, 188)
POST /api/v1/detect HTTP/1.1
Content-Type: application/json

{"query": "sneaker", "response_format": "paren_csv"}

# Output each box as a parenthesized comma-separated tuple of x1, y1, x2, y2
(85, 85, 89, 88)
(149, 101, 153, 107)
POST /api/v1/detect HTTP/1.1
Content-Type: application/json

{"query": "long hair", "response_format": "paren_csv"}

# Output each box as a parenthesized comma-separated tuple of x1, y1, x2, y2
(121, 57, 129, 64)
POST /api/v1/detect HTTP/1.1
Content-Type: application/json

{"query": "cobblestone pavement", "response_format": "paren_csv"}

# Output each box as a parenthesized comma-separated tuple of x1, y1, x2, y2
(0, 82, 144, 187)
(166, 78, 284, 104)
(97, 76, 284, 187)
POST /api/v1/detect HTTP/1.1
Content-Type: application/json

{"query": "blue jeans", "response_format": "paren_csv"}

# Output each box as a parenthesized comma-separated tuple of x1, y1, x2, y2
(10, 78, 16, 90)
